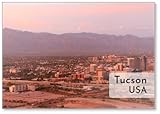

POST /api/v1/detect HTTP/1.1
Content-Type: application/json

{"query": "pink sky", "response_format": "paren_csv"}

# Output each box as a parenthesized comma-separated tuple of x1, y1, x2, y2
(3, 3, 154, 37)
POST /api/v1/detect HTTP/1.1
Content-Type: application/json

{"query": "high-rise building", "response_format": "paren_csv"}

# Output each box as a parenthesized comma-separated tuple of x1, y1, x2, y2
(89, 64, 97, 73)
(127, 57, 141, 71)
(134, 57, 141, 70)
(127, 58, 135, 68)
(141, 56, 147, 71)
(127, 56, 147, 71)
(95, 67, 109, 81)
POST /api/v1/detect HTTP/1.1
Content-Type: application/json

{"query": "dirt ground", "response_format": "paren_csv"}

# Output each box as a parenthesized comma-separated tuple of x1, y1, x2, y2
(3, 91, 64, 108)
(64, 97, 154, 109)
(3, 89, 154, 109)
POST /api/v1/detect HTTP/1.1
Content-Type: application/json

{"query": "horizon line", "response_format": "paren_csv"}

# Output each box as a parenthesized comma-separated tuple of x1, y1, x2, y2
(3, 27, 154, 38)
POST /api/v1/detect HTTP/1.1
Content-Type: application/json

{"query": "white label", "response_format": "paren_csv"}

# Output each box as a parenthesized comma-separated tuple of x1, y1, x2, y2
(109, 72, 154, 98)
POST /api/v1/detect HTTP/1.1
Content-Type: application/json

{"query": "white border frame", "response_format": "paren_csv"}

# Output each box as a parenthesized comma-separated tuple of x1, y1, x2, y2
(0, 0, 159, 114)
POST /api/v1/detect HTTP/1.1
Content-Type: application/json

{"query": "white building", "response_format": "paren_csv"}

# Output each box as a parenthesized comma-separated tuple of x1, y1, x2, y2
(9, 84, 28, 93)
(9, 84, 37, 93)
(9, 68, 17, 73)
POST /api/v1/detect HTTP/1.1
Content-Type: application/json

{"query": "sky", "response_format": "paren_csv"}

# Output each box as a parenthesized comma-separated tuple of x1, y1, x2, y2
(3, 3, 155, 37)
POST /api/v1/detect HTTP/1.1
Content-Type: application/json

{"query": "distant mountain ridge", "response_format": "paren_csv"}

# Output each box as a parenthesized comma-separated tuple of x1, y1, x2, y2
(3, 28, 154, 56)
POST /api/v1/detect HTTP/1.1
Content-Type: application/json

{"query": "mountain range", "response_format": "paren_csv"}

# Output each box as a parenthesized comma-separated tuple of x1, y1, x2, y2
(3, 28, 154, 56)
